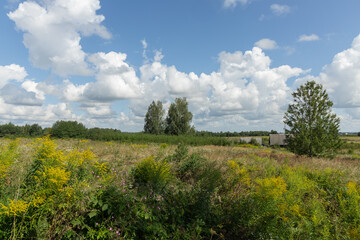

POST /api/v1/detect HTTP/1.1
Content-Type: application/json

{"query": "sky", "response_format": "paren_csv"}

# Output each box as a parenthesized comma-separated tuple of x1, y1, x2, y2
(1, 0, 360, 132)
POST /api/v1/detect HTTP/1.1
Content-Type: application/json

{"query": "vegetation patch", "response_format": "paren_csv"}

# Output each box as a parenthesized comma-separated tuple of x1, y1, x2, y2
(1, 137, 360, 239)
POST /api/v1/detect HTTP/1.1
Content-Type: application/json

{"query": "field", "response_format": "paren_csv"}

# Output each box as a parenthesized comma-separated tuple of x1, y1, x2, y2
(1, 137, 360, 239)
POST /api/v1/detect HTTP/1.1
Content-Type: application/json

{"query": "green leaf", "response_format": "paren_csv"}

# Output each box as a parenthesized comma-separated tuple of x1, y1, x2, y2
(102, 204, 108, 211)
(88, 210, 98, 218)
(71, 219, 81, 227)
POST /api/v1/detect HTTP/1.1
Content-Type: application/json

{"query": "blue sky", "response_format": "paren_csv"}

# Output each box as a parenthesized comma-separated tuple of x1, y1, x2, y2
(1, 0, 360, 132)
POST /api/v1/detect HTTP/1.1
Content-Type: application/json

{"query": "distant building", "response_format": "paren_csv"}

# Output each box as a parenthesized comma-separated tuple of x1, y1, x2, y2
(239, 137, 262, 145)
(269, 134, 287, 146)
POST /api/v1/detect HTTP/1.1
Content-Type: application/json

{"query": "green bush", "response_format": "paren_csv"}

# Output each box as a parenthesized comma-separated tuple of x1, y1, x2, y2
(177, 153, 206, 181)
(131, 155, 172, 193)
(51, 120, 87, 138)
(249, 138, 260, 146)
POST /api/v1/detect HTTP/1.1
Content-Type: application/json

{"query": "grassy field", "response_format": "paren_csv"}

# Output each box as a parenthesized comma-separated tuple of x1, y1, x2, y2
(1, 137, 360, 239)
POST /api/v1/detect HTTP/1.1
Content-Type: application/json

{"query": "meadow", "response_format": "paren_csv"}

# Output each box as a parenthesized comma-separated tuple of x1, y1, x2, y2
(1, 136, 360, 239)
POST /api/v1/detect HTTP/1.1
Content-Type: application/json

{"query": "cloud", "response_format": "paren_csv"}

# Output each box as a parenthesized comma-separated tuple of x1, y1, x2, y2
(38, 51, 143, 104)
(84, 51, 143, 101)
(141, 39, 148, 49)
(270, 4, 291, 16)
(0, 64, 27, 88)
(0, 99, 77, 126)
(298, 34, 320, 42)
(0, 47, 308, 131)
(79, 102, 115, 118)
(22, 80, 45, 101)
(0, 64, 40, 107)
(309, 34, 360, 109)
(254, 38, 278, 50)
(141, 39, 149, 62)
(8, 0, 110, 77)
(223, 0, 249, 8)
(209, 48, 305, 119)
(130, 47, 306, 131)
(0, 84, 42, 106)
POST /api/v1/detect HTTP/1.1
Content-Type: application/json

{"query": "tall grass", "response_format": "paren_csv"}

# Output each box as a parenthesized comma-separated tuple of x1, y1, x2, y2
(1, 137, 360, 239)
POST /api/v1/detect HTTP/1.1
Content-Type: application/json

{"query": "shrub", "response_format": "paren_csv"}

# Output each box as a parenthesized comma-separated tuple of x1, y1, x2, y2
(249, 138, 260, 146)
(131, 155, 172, 193)
(177, 153, 206, 181)
(167, 143, 188, 163)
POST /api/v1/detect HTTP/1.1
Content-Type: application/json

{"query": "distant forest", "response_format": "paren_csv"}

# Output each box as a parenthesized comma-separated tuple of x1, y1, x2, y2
(0, 121, 278, 146)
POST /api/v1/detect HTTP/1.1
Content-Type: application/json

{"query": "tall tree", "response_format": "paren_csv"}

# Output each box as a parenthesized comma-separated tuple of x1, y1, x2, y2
(165, 97, 193, 135)
(284, 81, 341, 157)
(144, 101, 165, 134)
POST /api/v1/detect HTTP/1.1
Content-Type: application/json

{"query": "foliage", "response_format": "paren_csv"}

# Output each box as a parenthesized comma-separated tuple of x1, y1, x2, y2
(144, 100, 165, 135)
(165, 97, 194, 135)
(131, 155, 172, 193)
(51, 120, 87, 138)
(26, 123, 43, 137)
(0, 122, 278, 147)
(284, 81, 341, 157)
(0, 123, 43, 138)
(168, 144, 207, 181)
(249, 138, 261, 146)
(2, 137, 360, 239)
(0, 139, 19, 180)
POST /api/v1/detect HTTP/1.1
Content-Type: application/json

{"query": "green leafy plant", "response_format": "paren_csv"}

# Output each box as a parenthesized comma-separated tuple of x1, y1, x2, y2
(131, 155, 172, 193)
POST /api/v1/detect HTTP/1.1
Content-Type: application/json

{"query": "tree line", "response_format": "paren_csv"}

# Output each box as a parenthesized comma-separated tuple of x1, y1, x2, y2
(194, 130, 278, 137)
(0, 120, 277, 140)
(0, 121, 122, 140)
(0, 123, 43, 137)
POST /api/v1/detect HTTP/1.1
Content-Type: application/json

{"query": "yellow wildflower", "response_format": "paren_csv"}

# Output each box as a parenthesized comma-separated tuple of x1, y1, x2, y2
(0, 199, 29, 216)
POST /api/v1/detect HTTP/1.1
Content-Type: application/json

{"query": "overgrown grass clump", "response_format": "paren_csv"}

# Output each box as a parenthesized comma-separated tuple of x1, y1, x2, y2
(1, 137, 360, 239)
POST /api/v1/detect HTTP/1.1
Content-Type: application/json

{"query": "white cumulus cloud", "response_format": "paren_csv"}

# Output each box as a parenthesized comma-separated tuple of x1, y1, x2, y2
(40, 51, 143, 104)
(84, 51, 143, 101)
(0, 64, 27, 88)
(312, 34, 360, 109)
(8, 0, 110, 77)
(129, 47, 306, 131)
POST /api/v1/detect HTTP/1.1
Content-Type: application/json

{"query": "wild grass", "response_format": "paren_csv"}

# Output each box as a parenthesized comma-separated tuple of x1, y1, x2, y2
(1, 137, 360, 239)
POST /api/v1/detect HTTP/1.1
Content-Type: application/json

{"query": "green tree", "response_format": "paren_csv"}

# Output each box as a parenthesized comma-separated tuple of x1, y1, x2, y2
(29, 124, 43, 137)
(0, 123, 21, 137)
(165, 97, 194, 135)
(51, 121, 87, 138)
(144, 101, 165, 134)
(284, 81, 341, 157)
(21, 124, 43, 137)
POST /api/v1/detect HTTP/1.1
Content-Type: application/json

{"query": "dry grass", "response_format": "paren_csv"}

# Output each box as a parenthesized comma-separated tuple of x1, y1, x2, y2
(341, 136, 360, 142)
(3, 137, 360, 183)
(193, 144, 360, 183)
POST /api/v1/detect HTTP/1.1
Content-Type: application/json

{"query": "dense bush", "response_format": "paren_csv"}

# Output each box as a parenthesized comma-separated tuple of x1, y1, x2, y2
(51, 120, 87, 138)
(131, 155, 172, 193)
